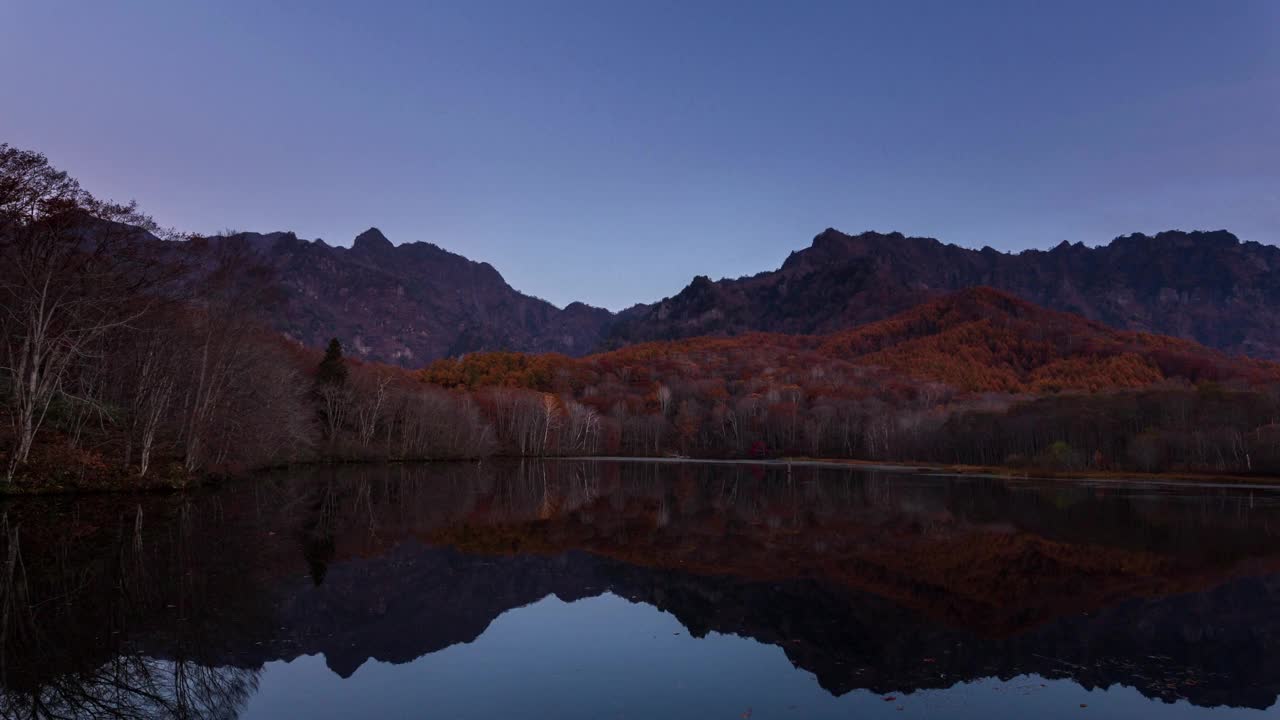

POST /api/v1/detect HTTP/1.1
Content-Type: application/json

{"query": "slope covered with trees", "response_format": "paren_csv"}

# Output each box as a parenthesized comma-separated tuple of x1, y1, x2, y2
(608, 227, 1280, 360)
(421, 289, 1280, 474)
(816, 287, 1280, 392)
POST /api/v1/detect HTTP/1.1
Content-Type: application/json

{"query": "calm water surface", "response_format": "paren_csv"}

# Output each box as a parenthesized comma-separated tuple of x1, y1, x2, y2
(3, 460, 1280, 718)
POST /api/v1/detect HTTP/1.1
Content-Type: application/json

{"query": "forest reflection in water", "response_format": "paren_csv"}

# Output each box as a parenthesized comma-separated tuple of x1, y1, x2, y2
(2, 459, 1280, 718)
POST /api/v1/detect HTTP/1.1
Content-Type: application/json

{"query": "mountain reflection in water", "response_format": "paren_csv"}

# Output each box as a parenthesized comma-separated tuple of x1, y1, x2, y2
(2, 460, 1279, 718)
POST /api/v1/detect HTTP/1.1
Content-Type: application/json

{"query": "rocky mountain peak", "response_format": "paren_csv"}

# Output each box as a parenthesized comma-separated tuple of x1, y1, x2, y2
(352, 227, 394, 251)
(1112, 229, 1241, 251)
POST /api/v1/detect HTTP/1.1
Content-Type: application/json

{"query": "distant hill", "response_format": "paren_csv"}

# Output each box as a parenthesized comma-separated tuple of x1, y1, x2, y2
(425, 287, 1280, 394)
(816, 287, 1280, 392)
(126, 223, 1280, 366)
(173, 227, 615, 365)
(608, 228, 1280, 360)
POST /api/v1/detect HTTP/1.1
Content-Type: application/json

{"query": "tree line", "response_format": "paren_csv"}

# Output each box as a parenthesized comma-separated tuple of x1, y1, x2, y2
(0, 144, 488, 489)
(418, 343, 1280, 476)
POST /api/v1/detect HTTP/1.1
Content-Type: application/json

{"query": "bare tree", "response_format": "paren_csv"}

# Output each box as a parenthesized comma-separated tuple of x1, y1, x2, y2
(174, 236, 278, 473)
(0, 145, 168, 481)
(350, 366, 393, 449)
(317, 382, 352, 444)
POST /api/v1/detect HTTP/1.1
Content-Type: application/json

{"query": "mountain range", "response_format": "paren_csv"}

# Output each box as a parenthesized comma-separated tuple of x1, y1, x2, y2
(427, 286, 1280, 395)
(167, 225, 1280, 366)
(204, 227, 613, 364)
(609, 228, 1280, 360)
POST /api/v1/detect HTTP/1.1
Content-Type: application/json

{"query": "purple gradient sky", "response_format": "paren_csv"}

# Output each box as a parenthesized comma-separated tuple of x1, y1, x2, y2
(2, 1, 1277, 310)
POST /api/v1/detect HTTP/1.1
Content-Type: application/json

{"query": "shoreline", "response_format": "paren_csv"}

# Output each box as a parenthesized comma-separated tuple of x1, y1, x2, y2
(6, 454, 1280, 497)
(560, 455, 1280, 490)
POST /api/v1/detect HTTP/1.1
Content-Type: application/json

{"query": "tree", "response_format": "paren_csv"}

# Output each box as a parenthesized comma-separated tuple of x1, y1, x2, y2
(317, 338, 348, 387)
(123, 316, 180, 477)
(350, 364, 394, 449)
(314, 338, 351, 444)
(175, 236, 282, 473)
(0, 144, 168, 481)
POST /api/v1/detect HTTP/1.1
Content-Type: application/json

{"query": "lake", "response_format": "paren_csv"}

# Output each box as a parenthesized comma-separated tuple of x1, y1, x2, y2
(3, 459, 1279, 719)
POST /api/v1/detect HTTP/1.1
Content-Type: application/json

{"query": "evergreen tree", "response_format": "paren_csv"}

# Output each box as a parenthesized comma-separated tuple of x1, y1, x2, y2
(317, 338, 348, 386)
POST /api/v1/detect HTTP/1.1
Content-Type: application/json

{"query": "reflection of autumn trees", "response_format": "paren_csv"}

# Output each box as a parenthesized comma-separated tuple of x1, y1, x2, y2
(413, 462, 1280, 634)
(235, 461, 1280, 636)
(8, 460, 1275, 677)
(4, 461, 1280, 713)
(174, 460, 1280, 638)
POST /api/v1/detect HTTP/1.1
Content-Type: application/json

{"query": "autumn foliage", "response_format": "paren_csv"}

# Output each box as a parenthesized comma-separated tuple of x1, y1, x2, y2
(420, 351, 571, 391)
(417, 288, 1280, 473)
(424, 287, 1280, 396)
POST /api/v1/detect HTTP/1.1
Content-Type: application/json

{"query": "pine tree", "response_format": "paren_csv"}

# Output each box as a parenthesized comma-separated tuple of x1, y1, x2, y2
(317, 338, 348, 386)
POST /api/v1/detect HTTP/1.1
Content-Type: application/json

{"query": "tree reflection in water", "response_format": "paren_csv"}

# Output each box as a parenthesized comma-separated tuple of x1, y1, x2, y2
(0, 656, 258, 720)
(0, 503, 263, 719)
(2, 460, 1280, 717)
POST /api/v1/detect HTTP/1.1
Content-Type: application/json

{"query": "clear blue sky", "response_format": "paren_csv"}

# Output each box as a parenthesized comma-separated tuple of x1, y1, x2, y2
(2, 1, 1276, 310)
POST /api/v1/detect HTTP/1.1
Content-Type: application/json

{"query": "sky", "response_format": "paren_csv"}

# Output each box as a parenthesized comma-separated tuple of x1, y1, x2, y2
(2, 1, 1277, 310)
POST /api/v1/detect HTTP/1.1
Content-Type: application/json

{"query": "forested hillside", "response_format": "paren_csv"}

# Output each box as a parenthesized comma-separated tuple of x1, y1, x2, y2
(421, 288, 1280, 473)
(609, 228, 1280, 360)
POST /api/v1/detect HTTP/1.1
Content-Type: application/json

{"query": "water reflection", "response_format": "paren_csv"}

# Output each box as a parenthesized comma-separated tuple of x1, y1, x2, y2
(3, 460, 1280, 717)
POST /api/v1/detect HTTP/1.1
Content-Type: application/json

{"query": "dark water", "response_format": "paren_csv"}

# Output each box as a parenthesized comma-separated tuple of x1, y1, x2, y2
(3, 460, 1280, 719)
